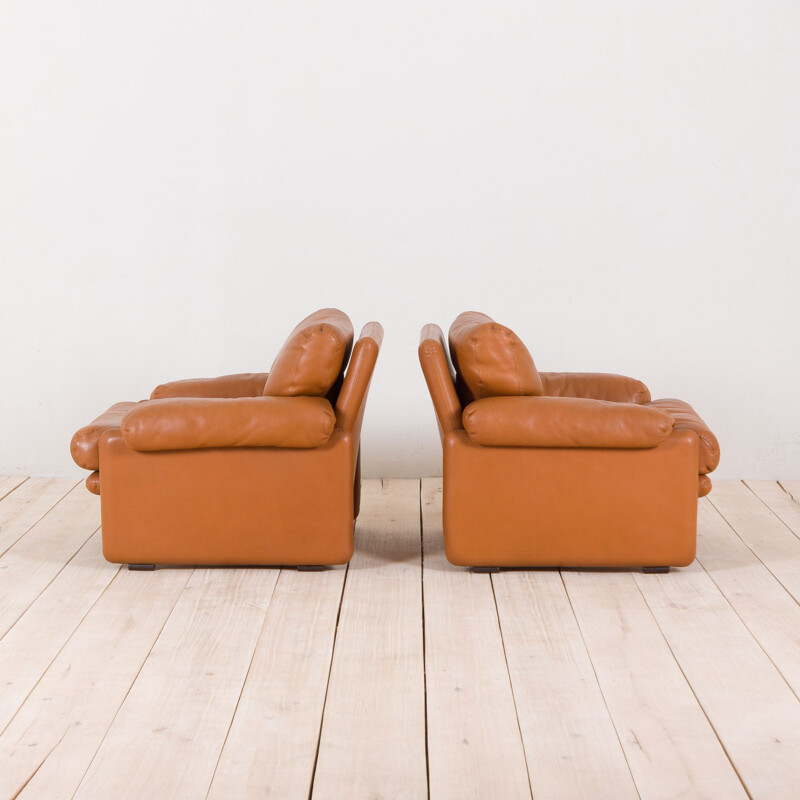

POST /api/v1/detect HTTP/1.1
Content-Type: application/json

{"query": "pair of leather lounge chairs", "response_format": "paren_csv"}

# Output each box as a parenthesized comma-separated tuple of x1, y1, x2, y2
(70, 308, 719, 574)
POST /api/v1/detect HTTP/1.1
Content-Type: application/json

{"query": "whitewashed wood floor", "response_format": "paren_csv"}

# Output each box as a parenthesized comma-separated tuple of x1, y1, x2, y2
(1, 477, 800, 799)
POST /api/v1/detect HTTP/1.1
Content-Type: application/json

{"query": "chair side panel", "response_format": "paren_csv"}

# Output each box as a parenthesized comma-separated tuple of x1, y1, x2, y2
(442, 430, 699, 568)
(99, 430, 355, 566)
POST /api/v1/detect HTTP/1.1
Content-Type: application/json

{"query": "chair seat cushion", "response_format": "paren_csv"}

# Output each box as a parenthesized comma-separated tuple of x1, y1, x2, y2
(70, 402, 141, 471)
(647, 399, 719, 473)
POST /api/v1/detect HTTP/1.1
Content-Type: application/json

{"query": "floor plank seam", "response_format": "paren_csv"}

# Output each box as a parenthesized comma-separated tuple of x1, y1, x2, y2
(694, 553, 800, 704)
(418, 479, 431, 800)
(9, 722, 70, 800)
(0, 476, 28, 505)
(559, 572, 644, 800)
(0, 479, 82, 560)
(741, 480, 800, 544)
(67, 567, 197, 800)
(777, 481, 798, 504)
(630, 573, 755, 800)
(306, 562, 350, 800)
(489, 574, 535, 800)
(203, 570, 282, 800)
(705, 495, 800, 608)
(696, 501, 800, 700)
(0, 556, 122, 739)
(0, 522, 102, 648)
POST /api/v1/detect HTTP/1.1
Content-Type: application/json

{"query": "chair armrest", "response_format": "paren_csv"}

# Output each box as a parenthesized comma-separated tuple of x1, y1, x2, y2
(648, 398, 720, 473)
(462, 396, 673, 448)
(151, 373, 269, 399)
(71, 401, 142, 470)
(540, 372, 651, 404)
(122, 396, 335, 451)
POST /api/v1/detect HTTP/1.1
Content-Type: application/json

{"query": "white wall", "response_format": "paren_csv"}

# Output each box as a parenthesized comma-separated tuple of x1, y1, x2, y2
(1, 1, 798, 480)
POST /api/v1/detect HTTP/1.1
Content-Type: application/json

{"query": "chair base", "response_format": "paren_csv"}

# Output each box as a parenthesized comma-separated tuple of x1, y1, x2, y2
(297, 565, 326, 572)
(642, 566, 670, 574)
(128, 564, 156, 571)
(471, 566, 501, 574)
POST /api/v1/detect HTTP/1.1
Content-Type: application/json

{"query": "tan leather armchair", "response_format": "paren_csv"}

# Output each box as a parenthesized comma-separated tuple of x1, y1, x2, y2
(419, 312, 719, 572)
(71, 309, 382, 569)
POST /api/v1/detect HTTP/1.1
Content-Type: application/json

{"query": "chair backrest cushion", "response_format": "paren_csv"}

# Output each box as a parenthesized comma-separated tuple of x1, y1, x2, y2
(264, 309, 354, 398)
(448, 311, 543, 404)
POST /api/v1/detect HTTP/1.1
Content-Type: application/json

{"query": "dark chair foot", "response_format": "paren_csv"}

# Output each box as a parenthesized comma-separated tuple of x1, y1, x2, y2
(643, 566, 670, 574)
(297, 565, 326, 572)
(128, 564, 155, 571)
(471, 566, 501, 574)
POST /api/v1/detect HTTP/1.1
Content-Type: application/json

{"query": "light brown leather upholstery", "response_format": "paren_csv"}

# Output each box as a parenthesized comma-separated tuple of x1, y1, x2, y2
(448, 311, 543, 404)
(70, 402, 141, 471)
(122, 396, 335, 451)
(540, 372, 651, 404)
(85, 471, 100, 495)
(462, 396, 674, 449)
(420, 315, 720, 570)
(264, 308, 353, 397)
(99, 430, 357, 566)
(334, 322, 383, 442)
(443, 429, 700, 568)
(419, 324, 462, 438)
(71, 311, 382, 567)
(151, 373, 270, 399)
(646, 398, 720, 473)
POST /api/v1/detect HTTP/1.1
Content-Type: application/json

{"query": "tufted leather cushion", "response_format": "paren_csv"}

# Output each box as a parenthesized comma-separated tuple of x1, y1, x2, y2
(70, 401, 141, 471)
(264, 309, 354, 398)
(448, 311, 543, 405)
(647, 398, 719, 474)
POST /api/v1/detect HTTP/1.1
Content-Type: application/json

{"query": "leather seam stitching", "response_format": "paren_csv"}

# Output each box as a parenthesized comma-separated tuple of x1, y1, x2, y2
(508, 330, 521, 395)
(471, 332, 483, 399)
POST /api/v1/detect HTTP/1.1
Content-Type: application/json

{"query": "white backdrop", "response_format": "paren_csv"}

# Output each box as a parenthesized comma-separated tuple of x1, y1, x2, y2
(1, 1, 798, 479)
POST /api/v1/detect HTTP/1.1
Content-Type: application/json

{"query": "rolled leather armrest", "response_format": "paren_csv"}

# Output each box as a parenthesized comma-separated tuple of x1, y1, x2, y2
(151, 373, 270, 399)
(540, 372, 651, 404)
(122, 396, 335, 451)
(647, 398, 720, 473)
(71, 401, 142, 470)
(462, 396, 673, 448)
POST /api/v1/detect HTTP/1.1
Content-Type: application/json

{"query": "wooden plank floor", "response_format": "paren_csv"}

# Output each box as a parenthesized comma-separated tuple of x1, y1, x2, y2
(1, 478, 800, 799)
